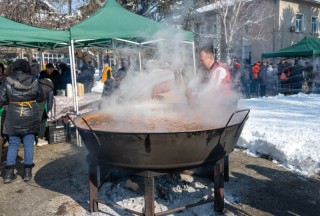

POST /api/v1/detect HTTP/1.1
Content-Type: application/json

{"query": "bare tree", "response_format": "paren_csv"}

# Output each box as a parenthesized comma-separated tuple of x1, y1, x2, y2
(198, 0, 274, 63)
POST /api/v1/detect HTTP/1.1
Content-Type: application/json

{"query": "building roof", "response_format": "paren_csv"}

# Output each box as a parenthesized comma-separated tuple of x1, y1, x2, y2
(196, 0, 252, 13)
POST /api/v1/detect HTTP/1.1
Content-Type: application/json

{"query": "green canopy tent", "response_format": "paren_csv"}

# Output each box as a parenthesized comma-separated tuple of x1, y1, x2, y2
(69, 0, 193, 47)
(262, 36, 320, 96)
(262, 37, 320, 59)
(0, 16, 81, 120)
(0, 16, 69, 50)
(68, 0, 195, 74)
(67, 0, 195, 119)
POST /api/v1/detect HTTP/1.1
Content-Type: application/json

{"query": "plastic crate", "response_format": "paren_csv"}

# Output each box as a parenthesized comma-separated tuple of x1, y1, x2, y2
(46, 119, 75, 144)
(47, 124, 67, 144)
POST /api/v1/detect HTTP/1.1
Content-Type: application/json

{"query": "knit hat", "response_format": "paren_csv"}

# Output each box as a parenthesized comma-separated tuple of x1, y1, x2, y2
(12, 59, 31, 73)
(46, 63, 54, 69)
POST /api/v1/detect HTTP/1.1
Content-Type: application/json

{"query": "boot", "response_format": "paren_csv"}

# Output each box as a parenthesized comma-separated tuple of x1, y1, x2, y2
(4, 166, 15, 184)
(23, 164, 35, 182)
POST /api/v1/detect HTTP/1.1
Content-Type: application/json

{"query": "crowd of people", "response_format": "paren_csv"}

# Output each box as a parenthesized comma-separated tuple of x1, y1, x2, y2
(228, 58, 311, 98)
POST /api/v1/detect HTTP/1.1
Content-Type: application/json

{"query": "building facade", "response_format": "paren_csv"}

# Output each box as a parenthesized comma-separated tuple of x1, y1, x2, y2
(193, 0, 320, 63)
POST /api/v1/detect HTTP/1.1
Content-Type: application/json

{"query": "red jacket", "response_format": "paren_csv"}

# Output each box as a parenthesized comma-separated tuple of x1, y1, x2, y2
(252, 62, 261, 79)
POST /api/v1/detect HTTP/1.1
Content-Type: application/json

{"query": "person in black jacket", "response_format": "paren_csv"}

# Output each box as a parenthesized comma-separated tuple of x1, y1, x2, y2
(0, 59, 43, 183)
(0, 63, 6, 172)
(101, 69, 127, 97)
(258, 61, 268, 97)
(56, 62, 72, 91)
(39, 63, 62, 96)
(77, 61, 95, 93)
(37, 78, 54, 146)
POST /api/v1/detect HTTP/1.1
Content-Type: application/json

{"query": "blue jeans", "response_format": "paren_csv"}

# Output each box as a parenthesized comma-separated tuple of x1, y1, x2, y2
(6, 134, 35, 166)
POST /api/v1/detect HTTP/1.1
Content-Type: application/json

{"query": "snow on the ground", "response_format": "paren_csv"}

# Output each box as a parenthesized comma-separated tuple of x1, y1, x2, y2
(238, 93, 320, 177)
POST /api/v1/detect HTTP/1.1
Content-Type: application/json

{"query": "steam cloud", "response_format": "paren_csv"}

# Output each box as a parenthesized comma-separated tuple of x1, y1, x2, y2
(98, 29, 240, 132)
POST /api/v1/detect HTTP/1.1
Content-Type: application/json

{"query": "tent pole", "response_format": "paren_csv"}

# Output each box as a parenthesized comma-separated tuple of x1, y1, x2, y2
(68, 41, 78, 113)
(39, 50, 44, 70)
(192, 42, 196, 76)
(71, 40, 79, 113)
(139, 45, 142, 74)
(69, 40, 81, 146)
(312, 55, 315, 93)
(114, 38, 140, 45)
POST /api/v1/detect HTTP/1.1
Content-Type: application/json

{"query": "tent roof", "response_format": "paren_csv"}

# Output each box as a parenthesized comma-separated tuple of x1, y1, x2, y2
(0, 16, 70, 49)
(262, 37, 320, 58)
(69, 0, 193, 47)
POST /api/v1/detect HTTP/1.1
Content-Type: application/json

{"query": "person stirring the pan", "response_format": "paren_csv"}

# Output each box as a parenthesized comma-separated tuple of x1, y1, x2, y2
(185, 46, 233, 103)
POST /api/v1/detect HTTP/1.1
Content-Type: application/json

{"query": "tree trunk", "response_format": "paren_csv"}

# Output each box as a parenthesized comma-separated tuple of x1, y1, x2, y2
(68, 0, 72, 15)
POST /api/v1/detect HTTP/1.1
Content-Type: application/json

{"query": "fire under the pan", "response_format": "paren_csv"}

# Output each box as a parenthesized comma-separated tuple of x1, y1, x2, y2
(77, 112, 221, 133)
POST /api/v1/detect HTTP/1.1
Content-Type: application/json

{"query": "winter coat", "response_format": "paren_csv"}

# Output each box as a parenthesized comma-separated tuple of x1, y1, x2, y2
(240, 65, 251, 83)
(258, 65, 268, 86)
(38, 78, 54, 120)
(266, 65, 276, 85)
(280, 70, 289, 81)
(77, 66, 94, 84)
(0, 70, 42, 135)
(39, 69, 62, 95)
(101, 66, 113, 83)
(289, 65, 304, 84)
(59, 64, 72, 90)
(252, 62, 261, 79)
(102, 78, 120, 97)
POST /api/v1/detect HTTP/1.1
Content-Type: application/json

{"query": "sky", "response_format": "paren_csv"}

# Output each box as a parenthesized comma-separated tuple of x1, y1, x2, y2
(43, 0, 87, 15)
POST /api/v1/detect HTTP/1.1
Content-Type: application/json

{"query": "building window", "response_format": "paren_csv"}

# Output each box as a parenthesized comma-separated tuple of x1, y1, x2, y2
(244, 45, 251, 60)
(311, 16, 318, 34)
(212, 24, 217, 34)
(199, 23, 205, 34)
(295, 14, 304, 32)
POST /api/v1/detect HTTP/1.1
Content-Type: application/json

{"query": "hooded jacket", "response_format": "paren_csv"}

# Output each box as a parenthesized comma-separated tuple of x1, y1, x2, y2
(38, 78, 54, 112)
(0, 70, 42, 135)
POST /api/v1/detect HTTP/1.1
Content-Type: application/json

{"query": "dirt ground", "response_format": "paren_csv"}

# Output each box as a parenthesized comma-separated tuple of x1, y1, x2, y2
(0, 142, 319, 216)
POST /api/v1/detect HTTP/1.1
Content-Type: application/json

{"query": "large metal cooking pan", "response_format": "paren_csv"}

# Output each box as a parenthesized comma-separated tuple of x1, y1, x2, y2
(72, 108, 249, 170)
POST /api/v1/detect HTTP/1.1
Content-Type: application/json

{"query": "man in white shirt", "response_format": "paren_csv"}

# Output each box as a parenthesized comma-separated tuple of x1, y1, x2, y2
(186, 47, 231, 102)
